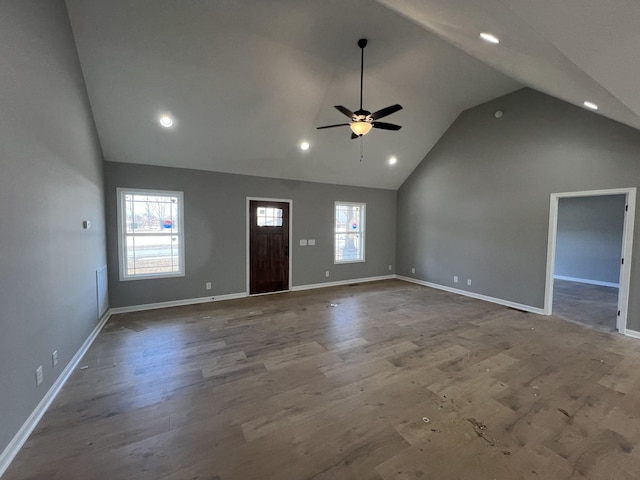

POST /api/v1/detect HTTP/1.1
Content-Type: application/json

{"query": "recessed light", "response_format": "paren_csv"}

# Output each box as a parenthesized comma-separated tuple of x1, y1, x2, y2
(300, 141, 310, 151)
(480, 33, 500, 44)
(388, 156, 397, 165)
(159, 115, 174, 128)
(583, 101, 598, 110)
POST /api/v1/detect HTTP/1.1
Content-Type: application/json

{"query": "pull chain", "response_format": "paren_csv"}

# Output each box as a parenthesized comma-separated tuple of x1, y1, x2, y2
(360, 137, 364, 162)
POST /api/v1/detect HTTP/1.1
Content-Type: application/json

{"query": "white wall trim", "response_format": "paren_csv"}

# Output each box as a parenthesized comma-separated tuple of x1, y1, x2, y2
(291, 275, 395, 292)
(396, 275, 546, 315)
(553, 275, 619, 288)
(2, 272, 638, 478)
(108, 276, 400, 314)
(116, 188, 186, 282)
(618, 190, 636, 332)
(552, 188, 636, 198)
(333, 201, 366, 264)
(624, 329, 640, 340)
(103, 275, 402, 312)
(394, 275, 640, 340)
(109, 292, 247, 315)
(246, 197, 293, 295)
(0, 310, 112, 478)
(544, 188, 636, 333)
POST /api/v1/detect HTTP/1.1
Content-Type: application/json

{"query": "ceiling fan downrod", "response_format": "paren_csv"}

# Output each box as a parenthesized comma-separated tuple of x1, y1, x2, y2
(358, 38, 367, 112)
(316, 37, 403, 139)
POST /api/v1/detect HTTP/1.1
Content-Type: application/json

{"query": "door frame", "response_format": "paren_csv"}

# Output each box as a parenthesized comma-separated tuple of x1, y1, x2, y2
(246, 196, 293, 295)
(544, 187, 636, 333)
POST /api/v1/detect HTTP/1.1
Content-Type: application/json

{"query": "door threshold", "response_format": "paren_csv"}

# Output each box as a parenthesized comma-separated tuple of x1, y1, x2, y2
(249, 289, 291, 297)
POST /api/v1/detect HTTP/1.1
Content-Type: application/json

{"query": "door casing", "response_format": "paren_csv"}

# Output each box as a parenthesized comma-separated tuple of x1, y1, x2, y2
(544, 187, 636, 333)
(246, 197, 293, 295)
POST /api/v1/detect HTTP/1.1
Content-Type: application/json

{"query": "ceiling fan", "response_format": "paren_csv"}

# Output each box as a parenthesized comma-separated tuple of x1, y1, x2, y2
(317, 38, 403, 139)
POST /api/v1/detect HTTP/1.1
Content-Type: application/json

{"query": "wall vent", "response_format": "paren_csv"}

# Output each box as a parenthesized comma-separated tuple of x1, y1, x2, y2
(96, 265, 108, 317)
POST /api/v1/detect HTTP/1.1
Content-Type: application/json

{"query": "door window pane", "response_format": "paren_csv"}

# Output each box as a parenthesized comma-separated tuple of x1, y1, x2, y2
(257, 207, 283, 226)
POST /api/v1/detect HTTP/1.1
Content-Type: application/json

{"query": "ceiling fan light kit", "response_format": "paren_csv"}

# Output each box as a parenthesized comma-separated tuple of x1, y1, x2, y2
(350, 121, 373, 136)
(317, 38, 402, 139)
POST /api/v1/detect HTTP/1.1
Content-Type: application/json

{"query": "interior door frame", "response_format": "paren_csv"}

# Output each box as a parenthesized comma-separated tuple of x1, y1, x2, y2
(246, 196, 293, 295)
(544, 187, 636, 333)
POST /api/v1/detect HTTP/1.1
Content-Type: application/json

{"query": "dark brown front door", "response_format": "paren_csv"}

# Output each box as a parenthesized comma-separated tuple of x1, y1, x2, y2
(249, 200, 290, 294)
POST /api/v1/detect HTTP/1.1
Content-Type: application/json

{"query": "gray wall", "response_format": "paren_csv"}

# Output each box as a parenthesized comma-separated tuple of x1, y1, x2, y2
(0, 0, 107, 456)
(555, 195, 625, 284)
(397, 88, 640, 329)
(104, 162, 397, 308)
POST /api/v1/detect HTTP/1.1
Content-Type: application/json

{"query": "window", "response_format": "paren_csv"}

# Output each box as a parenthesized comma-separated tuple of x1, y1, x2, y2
(117, 188, 184, 280)
(335, 202, 365, 263)
(257, 206, 283, 226)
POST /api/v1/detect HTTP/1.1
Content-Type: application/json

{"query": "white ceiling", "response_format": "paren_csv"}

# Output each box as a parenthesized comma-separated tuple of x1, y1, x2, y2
(379, 0, 640, 131)
(64, 0, 640, 190)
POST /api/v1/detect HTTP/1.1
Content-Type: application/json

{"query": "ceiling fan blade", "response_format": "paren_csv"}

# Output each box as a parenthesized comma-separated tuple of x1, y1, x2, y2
(317, 123, 350, 130)
(371, 104, 403, 120)
(372, 121, 402, 131)
(351, 132, 359, 140)
(334, 105, 355, 119)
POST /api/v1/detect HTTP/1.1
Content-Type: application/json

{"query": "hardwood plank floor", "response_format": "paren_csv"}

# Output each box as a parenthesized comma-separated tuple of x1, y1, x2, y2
(5, 280, 640, 479)
(553, 279, 618, 332)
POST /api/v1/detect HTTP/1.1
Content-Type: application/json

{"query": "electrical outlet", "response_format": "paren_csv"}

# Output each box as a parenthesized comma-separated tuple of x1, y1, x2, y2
(467, 279, 472, 286)
(52, 350, 58, 367)
(36, 366, 43, 386)
(454, 276, 458, 283)
(205, 282, 212, 290)
(388, 264, 392, 271)
(325, 271, 330, 278)
(411, 267, 415, 274)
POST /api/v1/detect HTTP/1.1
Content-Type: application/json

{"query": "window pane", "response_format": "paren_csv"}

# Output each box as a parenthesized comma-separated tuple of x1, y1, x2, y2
(125, 195, 136, 233)
(126, 234, 181, 276)
(119, 188, 184, 280)
(334, 202, 365, 263)
(335, 233, 362, 261)
(257, 207, 283, 227)
(128, 193, 180, 233)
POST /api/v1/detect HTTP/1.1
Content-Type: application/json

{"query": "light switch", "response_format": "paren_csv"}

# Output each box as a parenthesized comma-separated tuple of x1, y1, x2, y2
(308, 239, 315, 246)
(299, 239, 308, 246)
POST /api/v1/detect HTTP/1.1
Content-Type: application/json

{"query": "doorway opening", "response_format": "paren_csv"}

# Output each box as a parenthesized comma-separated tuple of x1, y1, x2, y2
(246, 197, 292, 295)
(545, 188, 636, 334)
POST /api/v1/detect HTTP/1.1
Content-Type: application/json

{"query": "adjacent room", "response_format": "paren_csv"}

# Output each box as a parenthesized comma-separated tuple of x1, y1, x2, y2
(3, 1, 640, 478)
(552, 194, 626, 332)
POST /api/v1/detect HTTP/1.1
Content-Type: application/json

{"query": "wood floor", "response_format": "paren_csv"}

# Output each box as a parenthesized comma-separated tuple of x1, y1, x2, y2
(553, 279, 619, 332)
(5, 280, 640, 479)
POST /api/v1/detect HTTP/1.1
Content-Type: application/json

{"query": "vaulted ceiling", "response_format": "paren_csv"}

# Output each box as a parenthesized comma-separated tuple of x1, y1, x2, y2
(65, 0, 640, 189)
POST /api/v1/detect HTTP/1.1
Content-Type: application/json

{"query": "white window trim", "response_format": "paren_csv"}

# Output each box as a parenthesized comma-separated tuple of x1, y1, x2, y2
(116, 187, 185, 281)
(334, 201, 366, 264)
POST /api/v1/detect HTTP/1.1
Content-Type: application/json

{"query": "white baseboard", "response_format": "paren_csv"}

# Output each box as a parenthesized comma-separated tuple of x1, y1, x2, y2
(0, 310, 112, 478)
(109, 292, 248, 315)
(2, 276, 636, 478)
(554, 275, 619, 288)
(624, 329, 640, 340)
(290, 275, 395, 292)
(396, 275, 546, 315)
(109, 277, 396, 314)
